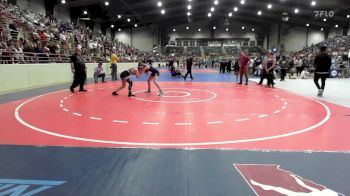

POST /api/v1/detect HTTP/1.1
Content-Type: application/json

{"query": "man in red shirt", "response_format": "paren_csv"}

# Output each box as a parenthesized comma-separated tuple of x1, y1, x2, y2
(239, 51, 250, 85)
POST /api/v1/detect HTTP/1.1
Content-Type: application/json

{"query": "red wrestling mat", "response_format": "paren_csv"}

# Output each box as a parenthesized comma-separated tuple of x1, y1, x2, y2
(0, 82, 349, 151)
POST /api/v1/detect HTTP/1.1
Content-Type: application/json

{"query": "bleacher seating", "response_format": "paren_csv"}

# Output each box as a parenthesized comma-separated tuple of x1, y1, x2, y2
(187, 47, 201, 56)
(299, 35, 350, 55)
(225, 46, 239, 56)
(0, 2, 166, 64)
(165, 46, 184, 56)
(241, 46, 261, 54)
(203, 46, 222, 55)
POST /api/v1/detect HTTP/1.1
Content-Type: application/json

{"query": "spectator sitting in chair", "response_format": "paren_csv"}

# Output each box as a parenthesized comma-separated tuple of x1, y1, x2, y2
(94, 62, 106, 83)
(300, 68, 310, 79)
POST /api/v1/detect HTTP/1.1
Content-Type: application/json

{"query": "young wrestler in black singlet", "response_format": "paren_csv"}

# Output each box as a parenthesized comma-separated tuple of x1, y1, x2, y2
(112, 65, 145, 97)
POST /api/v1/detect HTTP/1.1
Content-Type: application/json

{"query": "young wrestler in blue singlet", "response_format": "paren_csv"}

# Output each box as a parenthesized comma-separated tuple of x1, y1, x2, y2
(139, 62, 164, 96)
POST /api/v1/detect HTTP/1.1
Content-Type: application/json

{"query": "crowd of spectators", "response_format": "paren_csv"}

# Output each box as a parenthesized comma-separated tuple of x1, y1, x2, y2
(187, 47, 201, 57)
(241, 46, 261, 54)
(225, 46, 239, 56)
(165, 46, 184, 56)
(203, 46, 222, 55)
(0, 2, 165, 64)
(2, 0, 349, 79)
(290, 35, 350, 78)
(299, 35, 350, 54)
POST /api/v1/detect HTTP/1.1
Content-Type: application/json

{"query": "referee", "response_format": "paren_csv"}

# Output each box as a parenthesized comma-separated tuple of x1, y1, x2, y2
(184, 56, 194, 80)
(70, 46, 87, 93)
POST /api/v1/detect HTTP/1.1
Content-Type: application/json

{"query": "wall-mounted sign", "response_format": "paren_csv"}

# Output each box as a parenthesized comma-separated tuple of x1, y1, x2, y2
(314, 11, 335, 17)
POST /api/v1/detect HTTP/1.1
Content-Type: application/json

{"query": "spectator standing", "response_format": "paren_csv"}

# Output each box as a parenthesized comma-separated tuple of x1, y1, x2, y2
(239, 51, 250, 85)
(13, 40, 24, 63)
(248, 58, 254, 75)
(226, 59, 232, 73)
(265, 52, 276, 88)
(8, 22, 18, 40)
(295, 57, 303, 77)
(1, 43, 13, 64)
(257, 53, 269, 85)
(288, 56, 297, 79)
(219, 60, 226, 73)
(314, 46, 332, 97)
(110, 50, 119, 80)
(203, 58, 207, 69)
(254, 57, 262, 76)
(23, 41, 35, 63)
(233, 59, 240, 82)
(39, 30, 47, 45)
(168, 58, 174, 69)
(279, 56, 288, 81)
(343, 60, 349, 78)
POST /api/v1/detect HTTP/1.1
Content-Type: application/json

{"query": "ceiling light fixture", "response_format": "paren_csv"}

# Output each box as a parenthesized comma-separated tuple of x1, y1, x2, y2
(252, 28, 255, 31)
(311, 1, 316, 6)
(61, 0, 66, 4)
(104, 1, 109, 6)
(213, 26, 216, 29)
(335, 24, 339, 28)
(228, 12, 232, 17)
(134, 24, 138, 27)
(187, 5, 192, 10)
(127, 18, 131, 22)
(267, 4, 272, 9)
(118, 28, 121, 31)
(321, 28, 324, 31)
(240, 0, 245, 5)
(214, 0, 219, 5)
(161, 9, 165, 14)
(226, 28, 229, 31)
(83, 10, 88, 15)
(111, 24, 114, 28)
(208, 12, 212, 17)
(294, 8, 299, 14)
(242, 26, 245, 30)
(306, 23, 309, 27)
(257, 10, 262, 15)
(198, 28, 201, 31)
(157, 1, 162, 7)
(186, 27, 189, 30)
(117, 15, 121, 18)
(210, 7, 215, 12)
(187, 12, 191, 16)
(234, 7, 238, 12)
(173, 29, 176, 32)
(323, 18, 327, 22)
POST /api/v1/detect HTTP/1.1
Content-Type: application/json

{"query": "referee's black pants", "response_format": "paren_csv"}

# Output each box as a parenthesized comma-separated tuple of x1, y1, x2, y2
(71, 74, 86, 91)
(184, 69, 193, 79)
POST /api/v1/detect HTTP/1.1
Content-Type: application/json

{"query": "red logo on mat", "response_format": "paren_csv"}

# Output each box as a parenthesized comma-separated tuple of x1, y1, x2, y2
(234, 164, 344, 196)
